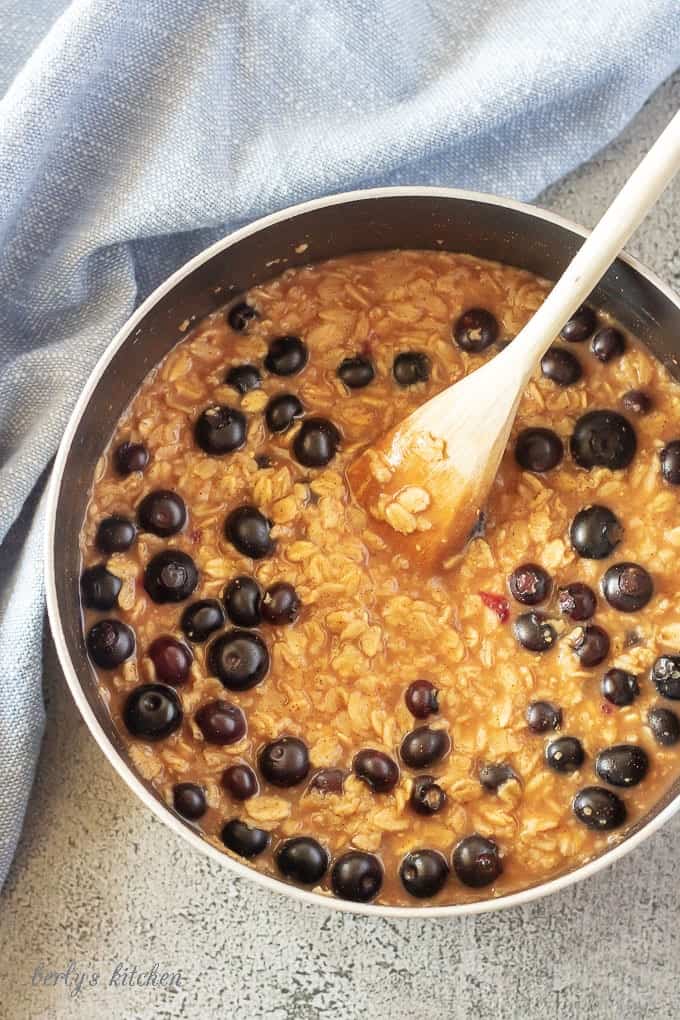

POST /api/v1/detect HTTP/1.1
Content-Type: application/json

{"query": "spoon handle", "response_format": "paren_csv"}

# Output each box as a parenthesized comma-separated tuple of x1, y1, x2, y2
(510, 108, 680, 379)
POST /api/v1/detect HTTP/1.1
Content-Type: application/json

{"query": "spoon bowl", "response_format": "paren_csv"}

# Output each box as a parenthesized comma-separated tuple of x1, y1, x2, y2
(347, 341, 527, 565)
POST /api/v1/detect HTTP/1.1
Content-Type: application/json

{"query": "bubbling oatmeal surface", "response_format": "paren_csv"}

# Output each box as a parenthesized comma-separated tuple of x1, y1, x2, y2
(79, 250, 680, 906)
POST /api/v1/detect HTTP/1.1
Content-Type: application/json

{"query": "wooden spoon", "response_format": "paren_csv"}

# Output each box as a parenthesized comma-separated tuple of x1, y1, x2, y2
(348, 110, 680, 567)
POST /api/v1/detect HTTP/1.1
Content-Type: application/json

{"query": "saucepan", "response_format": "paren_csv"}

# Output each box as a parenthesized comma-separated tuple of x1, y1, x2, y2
(45, 187, 680, 916)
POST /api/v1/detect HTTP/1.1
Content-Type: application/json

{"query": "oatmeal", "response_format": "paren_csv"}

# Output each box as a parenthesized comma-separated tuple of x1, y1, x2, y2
(79, 250, 680, 906)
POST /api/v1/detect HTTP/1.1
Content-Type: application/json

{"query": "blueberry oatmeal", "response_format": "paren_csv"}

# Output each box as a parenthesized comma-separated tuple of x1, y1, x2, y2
(79, 250, 680, 906)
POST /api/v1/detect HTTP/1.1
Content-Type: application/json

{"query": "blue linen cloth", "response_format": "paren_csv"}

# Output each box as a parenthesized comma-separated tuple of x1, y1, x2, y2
(0, 0, 678, 887)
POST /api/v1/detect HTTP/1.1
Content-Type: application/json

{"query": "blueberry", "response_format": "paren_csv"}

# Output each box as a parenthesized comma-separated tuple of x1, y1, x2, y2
(400, 727, 451, 768)
(648, 706, 680, 746)
(540, 347, 582, 386)
(595, 745, 648, 787)
(144, 550, 198, 603)
(227, 302, 258, 332)
(513, 612, 556, 652)
(255, 453, 272, 469)
(545, 736, 584, 773)
(353, 748, 400, 793)
(262, 582, 300, 624)
(264, 336, 308, 376)
(195, 700, 246, 745)
(452, 835, 502, 888)
(453, 308, 498, 353)
(293, 417, 341, 467)
(602, 562, 653, 612)
(225, 505, 274, 558)
(651, 655, 680, 699)
(570, 410, 636, 470)
(660, 441, 680, 485)
(95, 516, 136, 554)
(573, 786, 626, 830)
(526, 701, 562, 733)
(601, 668, 640, 707)
(621, 390, 652, 415)
(571, 624, 610, 668)
(405, 679, 439, 719)
(195, 405, 247, 455)
(223, 576, 262, 627)
(173, 783, 206, 820)
(137, 490, 187, 536)
(208, 630, 269, 690)
(393, 351, 431, 386)
(558, 583, 597, 621)
(123, 683, 182, 740)
(221, 819, 270, 858)
(114, 441, 149, 476)
(570, 505, 622, 559)
(222, 763, 259, 800)
(331, 851, 383, 902)
(226, 364, 261, 394)
(561, 305, 597, 342)
(515, 427, 563, 472)
(181, 599, 225, 643)
(625, 629, 644, 648)
(337, 355, 375, 388)
(276, 837, 329, 885)
(148, 636, 193, 685)
(479, 762, 518, 792)
(309, 769, 346, 796)
(400, 849, 449, 898)
(265, 393, 304, 433)
(409, 775, 447, 815)
(86, 619, 135, 669)
(591, 327, 625, 362)
(80, 565, 122, 611)
(508, 563, 551, 605)
(259, 737, 310, 787)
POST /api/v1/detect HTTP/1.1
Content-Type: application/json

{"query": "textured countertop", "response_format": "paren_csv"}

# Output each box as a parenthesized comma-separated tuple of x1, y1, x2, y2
(2, 72, 679, 1020)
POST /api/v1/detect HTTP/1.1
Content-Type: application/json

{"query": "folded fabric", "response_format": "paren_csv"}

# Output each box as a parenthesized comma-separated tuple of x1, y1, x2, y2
(0, 0, 678, 887)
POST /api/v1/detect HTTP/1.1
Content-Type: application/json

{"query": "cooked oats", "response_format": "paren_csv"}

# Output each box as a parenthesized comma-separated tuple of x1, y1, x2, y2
(80, 250, 680, 906)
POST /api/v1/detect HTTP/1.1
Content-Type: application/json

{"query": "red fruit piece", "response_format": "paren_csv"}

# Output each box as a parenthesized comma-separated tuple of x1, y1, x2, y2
(479, 591, 510, 623)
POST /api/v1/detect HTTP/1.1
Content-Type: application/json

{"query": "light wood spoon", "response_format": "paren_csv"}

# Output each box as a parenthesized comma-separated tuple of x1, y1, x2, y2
(348, 110, 680, 567)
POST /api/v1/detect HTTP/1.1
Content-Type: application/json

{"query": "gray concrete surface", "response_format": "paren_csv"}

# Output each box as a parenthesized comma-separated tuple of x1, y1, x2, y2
(1, 72, 679, 1020)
